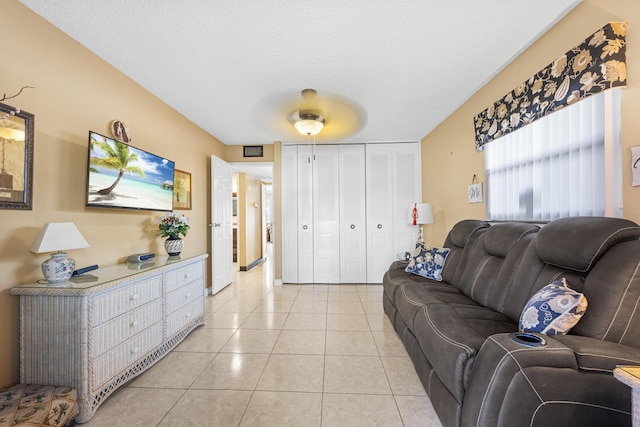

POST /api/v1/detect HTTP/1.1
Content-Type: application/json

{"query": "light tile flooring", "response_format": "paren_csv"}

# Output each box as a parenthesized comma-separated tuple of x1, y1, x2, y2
(83, 252, 443, 426)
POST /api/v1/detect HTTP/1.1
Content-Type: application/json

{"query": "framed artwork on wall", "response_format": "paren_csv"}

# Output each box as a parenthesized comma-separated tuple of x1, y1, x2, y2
(0, 103, 34, 210)
(173, 169, 192, 210)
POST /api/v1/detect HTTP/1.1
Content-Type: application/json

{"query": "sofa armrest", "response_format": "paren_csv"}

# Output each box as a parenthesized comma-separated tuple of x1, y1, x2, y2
(553, 335, 640, 372)
(461, 333, 633, 427)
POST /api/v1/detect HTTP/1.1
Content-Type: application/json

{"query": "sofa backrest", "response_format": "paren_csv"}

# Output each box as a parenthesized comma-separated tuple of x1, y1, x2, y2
(453, 222, 540, 311)
(500, 217, 640, 344)
(440, 220, 490, 284)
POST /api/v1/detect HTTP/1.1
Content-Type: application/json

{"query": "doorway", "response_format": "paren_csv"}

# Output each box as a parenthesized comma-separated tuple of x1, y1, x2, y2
(230, 162, 273, 272)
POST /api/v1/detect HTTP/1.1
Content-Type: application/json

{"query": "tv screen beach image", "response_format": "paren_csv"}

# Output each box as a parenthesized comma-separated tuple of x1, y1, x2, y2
(87, 132, 175, 212)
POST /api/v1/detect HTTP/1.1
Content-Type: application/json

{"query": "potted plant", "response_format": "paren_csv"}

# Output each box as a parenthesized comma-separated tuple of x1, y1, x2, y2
(157, 212, 190, 256)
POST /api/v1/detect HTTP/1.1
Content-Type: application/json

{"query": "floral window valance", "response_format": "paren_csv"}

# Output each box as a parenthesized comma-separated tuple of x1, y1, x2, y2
(474, 22, 626, 151)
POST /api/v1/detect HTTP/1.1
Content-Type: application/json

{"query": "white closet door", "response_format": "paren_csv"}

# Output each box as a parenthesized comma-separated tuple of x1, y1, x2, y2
(366, 143, 421, 283)
(366, 144, 395, 283)
(297, 145, 314, 283)
(392, 143, 421, 257)
(313, 145, 340, 283)
(339, 145, 367, 283)
(281, 145, 299, 283)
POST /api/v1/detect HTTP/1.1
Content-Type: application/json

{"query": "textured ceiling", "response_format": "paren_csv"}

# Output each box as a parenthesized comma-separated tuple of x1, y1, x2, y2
(19, 0, 580, 146)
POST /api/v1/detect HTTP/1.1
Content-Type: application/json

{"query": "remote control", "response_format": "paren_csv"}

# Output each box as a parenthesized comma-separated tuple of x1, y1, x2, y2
(72, 264, 99, 276)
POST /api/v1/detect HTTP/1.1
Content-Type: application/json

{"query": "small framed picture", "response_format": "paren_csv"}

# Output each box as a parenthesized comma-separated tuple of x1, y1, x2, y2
(173, 169, 192, 210)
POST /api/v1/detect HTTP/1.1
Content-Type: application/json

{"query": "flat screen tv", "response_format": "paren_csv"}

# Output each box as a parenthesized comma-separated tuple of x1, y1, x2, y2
(86, 131, 175, 212)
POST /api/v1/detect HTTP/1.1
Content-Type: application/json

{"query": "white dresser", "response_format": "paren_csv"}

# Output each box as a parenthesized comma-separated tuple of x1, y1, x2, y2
(11, 253, 208, 423)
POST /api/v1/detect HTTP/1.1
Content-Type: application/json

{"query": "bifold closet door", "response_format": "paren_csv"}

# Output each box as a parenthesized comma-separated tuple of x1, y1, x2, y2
(339, 145, 367, 283)
(281, 145, 299, 283)
(281, 144, 314, 283)
(365, 143, 421, 283)
(313, 145, 341, 283)
(297, 145, 314, 283)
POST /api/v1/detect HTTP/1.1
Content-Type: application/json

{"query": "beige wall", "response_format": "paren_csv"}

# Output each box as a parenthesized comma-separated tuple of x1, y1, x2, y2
(0, 1, 226, 387)
(421, 0, 640, 245)
(237, 174, 263, 267)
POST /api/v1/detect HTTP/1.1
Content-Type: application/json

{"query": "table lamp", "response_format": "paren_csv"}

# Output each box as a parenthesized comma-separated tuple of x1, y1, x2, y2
(409, 203, 434, 245)
(30, 222, 90, 284)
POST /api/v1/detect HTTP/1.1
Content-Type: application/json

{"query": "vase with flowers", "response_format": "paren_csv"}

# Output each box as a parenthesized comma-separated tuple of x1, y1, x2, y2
(157, 212, 190, 256)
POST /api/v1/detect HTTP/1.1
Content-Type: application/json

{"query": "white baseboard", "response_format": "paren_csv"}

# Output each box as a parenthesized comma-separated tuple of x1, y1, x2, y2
(274, 279, 283, 287)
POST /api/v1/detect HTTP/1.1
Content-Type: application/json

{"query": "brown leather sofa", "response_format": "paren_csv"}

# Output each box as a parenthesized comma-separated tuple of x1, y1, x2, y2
(383, 217, 640, 427)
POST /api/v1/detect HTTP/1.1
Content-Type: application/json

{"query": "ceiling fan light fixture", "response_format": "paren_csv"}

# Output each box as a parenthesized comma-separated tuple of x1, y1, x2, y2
(294, 119, 324, 136)
(294, 112, 325, 136)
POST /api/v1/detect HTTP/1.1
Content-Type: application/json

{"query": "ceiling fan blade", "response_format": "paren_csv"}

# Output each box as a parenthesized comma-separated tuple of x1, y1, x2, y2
(250, 89, 367, 143)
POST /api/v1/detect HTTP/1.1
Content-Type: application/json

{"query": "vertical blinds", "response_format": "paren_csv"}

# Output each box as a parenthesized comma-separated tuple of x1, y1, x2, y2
(485, 89, 621, 221)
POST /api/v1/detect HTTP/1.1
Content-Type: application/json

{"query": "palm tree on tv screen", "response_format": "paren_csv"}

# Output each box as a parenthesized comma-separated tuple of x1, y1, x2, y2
(90, 138, 144, 195)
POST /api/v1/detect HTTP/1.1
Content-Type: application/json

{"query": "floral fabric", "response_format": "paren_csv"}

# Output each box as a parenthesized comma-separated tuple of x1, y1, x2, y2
(519, 278, 588, 335)
(475, 22, 626, 150)
(0, 384, 78, 427)
(405, 244, 450, 281)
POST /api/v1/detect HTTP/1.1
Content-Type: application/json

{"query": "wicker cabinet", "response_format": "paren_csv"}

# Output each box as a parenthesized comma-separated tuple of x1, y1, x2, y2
(11, 254, 208, 423)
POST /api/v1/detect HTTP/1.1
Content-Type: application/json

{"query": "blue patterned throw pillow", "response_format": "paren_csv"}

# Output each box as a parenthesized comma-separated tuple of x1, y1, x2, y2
(404, 245, 450, 281)
(519, 278, 588, 335)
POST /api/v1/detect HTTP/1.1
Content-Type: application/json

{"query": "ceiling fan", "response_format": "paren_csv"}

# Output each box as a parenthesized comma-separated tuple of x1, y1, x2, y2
(250, 88, 367, 143)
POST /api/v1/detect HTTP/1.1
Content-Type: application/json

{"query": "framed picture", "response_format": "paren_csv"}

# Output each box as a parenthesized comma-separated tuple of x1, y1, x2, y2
(173, 169, 192, 210)
(0, 103, 34, 210)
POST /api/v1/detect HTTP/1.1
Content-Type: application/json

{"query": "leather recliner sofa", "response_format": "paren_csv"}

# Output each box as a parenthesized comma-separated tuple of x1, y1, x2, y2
(383, 216, 640, 427)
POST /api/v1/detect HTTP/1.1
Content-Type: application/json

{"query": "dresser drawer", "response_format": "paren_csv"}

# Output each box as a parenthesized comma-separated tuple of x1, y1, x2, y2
(92, 276, 162, 325)
(166, 297, 204, 338)
(92, 321, 163, 390)
(164, 262, 203, 294)
(165, 280, 202, 315)
(91, 298, 163, 358)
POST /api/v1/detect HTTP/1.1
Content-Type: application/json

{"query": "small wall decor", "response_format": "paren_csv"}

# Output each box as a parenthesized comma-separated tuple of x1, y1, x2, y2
(173, 169, 192, 210)
(0, 102, 34, 210)
(632, 146, 640, 187)
(468, 174, 483, 204)
(110, 120, 131, 143)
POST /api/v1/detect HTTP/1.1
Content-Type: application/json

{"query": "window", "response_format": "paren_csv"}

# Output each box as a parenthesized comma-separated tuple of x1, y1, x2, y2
(484, 89, 622, 221)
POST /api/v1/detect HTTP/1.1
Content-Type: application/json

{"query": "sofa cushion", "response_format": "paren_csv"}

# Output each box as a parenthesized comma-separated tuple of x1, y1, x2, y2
(535, 216, 640, 272)
(519, 278, 588, 335)
(413, 296, 517, 401)
(405, 245, 450, 281)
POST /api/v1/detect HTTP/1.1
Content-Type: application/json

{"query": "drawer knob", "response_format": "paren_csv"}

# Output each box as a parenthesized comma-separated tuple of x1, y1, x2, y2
(130, 320, 139, 328)
(130, 294, 138, 301)
(184, 272, 190, 278)
(131, 347, 139, 354)
(185, 312, 191, 318)
(185, 293, 191, 298)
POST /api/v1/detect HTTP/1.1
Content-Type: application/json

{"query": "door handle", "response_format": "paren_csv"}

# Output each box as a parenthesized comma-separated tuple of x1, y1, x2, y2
(302, 225, 308, 230)
(377, 224, 383, 229)
(350, 224, 356, 229)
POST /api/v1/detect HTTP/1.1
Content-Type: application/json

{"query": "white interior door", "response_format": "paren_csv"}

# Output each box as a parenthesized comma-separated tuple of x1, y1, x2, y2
(211, 155, 233, 294)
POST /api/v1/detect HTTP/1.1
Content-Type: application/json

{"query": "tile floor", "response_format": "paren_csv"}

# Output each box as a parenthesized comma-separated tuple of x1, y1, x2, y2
(83, 251, 443, 426)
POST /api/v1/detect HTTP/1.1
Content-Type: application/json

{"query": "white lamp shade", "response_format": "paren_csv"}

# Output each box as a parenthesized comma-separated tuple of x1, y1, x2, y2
(408, 203, 434, 225)
(294, 119, 324, 136)
(30, 222, 90, 253)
